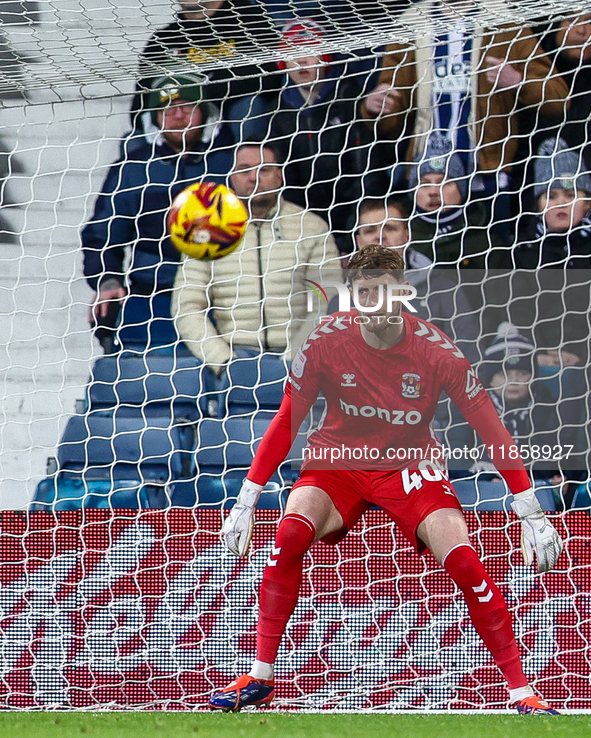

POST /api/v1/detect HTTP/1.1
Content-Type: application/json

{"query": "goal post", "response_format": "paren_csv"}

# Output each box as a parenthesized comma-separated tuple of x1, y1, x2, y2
(0, 0, 589, 711)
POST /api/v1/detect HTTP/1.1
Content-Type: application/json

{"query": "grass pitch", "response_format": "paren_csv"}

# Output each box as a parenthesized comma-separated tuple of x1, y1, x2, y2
(0, 713, 588, 738)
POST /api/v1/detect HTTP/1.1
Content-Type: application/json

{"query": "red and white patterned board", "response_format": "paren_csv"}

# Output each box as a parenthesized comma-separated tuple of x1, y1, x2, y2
(0, 510, 587, 711)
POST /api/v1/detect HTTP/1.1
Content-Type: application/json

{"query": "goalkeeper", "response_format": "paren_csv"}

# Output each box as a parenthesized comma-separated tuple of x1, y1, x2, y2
(210, 245, 563, 714)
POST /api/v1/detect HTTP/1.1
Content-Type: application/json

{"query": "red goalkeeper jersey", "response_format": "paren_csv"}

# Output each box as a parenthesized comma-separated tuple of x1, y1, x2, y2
(249, 311, 531, 493)
(288, 311, 488, 470)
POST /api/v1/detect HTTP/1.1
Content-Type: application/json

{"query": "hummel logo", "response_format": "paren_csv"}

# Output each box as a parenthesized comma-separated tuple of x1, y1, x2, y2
(266, 545, 282, 567)
(473, 578, 494, 603)
(341, 373, 357, 387)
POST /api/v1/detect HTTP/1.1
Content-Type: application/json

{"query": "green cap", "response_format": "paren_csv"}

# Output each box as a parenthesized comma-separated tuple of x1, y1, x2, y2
(148, 73, 206, 111)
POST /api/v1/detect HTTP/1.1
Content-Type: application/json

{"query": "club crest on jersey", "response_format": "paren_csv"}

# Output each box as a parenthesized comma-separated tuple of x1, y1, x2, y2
(401, 373, 421, 398)
(341, 373, 357, 387)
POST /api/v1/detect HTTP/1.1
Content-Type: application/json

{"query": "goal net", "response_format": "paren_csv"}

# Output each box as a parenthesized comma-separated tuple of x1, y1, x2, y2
(0, 0, 589, 711)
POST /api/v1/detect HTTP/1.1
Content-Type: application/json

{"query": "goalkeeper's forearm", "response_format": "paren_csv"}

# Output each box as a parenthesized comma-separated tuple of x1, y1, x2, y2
(247, 389, 309, 487)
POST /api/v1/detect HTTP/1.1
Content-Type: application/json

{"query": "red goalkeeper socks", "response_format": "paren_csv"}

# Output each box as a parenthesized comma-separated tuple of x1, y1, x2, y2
(256, 513, 316, 664)
(443, 543, 528, 690)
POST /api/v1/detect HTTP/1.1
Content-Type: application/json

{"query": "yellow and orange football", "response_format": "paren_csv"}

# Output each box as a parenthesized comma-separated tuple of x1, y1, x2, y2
(167, 181, 248, 260)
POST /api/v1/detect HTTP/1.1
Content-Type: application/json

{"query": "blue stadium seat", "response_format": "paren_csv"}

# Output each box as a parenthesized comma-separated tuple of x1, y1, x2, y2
(56, 412, 194, 479)
(87, 351, 214, 420)
(453, 478, 558, 511)
(31, 477, 171, 511)
(570, 482, 591, 509)
(221, 354, 288, 416)
(31, 411, 196, 511)
(170, 413, 308, 507)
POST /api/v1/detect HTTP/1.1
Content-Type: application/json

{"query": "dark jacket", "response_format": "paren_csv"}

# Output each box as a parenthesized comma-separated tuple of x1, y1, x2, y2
(132, 0, 279, 130)
(510, 216, 591, 361)
(269, 65, 388, 253)
(82, 137, 232, 294)
(488, 384, 561, 478)
(410, 202, 505, 269)
(513, 214, 591, 269)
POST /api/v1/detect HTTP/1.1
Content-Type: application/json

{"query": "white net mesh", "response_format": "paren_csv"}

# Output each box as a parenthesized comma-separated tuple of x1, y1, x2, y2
(0, 0, 589, 711)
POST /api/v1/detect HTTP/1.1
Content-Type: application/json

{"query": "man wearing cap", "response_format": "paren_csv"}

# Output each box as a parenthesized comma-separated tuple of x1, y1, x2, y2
(132, 1, 279, 145)
(82, 73, 233, 352)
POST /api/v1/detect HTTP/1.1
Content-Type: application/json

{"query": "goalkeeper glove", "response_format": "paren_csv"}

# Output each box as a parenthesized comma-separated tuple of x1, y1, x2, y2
(511, 488, 563, 573)
(222, 479, 264, 556)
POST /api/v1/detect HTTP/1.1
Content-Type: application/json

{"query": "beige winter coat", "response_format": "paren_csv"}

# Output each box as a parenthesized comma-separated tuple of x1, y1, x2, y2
(171, 198, 340, 369)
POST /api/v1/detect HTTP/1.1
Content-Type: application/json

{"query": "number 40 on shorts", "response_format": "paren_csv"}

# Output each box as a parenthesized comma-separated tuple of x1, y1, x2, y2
(401, 459, 452, 495)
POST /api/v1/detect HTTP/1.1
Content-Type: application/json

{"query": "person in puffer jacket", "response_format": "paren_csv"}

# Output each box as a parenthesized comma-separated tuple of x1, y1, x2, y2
(268, 18, 388, 254)
(82, 73, 233, 351)
(171, 139, 340, 375)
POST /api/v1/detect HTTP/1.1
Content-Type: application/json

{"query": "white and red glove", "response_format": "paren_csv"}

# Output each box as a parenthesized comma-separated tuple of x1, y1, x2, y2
(222, 479, 264, 556)
(511, 488, 563, 573)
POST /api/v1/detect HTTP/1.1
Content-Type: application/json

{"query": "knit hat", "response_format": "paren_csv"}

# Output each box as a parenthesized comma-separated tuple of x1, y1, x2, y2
(481, 322, 535, 385)
(409, 137, 469, 202)
(148, 73, 214, 122)
(278, 18, 332, 69)
(534, 137, 591, 198)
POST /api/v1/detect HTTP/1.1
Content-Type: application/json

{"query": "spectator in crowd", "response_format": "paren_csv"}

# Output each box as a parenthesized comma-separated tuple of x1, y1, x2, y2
(354, 196, 481, 363)
(477, 322, 585, 487)
(171, 140, 339, 375)
(408, 138, 506, 269)
(82, 74, 232, 352)
(131, 1, 280, 146)
(268, 19, 387, 254)
(540, 14, 591, 157)
(482, 326, 551, 443)
(514, 137, 591, 269)
(361, 0, 569, 205)
(511, 137, 591, 367)
(264, 3, 390, 89)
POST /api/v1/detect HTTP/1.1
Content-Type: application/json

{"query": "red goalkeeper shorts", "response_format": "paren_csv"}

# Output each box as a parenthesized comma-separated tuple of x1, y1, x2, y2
(290, 467, 463, 553)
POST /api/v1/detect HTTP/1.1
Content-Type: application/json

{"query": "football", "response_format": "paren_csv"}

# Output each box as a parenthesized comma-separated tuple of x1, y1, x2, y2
(167, 181, 248, 260)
